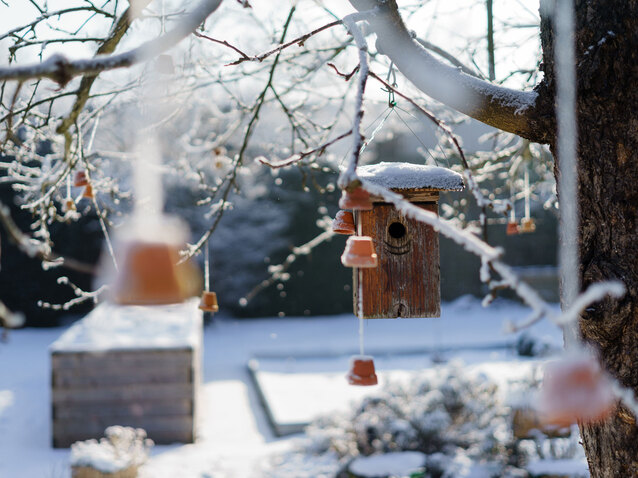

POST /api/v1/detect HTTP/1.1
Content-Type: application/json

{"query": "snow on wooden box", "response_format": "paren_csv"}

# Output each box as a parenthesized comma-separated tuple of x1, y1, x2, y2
(352, 163, 464, 319)
(50, 301, 202, 448)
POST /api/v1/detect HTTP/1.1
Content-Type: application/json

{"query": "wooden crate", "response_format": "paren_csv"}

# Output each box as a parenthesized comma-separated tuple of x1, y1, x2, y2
(51, 301, 202, 448)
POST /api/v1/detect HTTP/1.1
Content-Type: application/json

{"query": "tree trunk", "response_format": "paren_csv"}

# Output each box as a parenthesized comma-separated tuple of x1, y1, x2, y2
(540, 0, 638, 475)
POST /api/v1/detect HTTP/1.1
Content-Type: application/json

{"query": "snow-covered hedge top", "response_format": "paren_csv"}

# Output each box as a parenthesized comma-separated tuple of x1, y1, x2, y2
(50, 299, 201, 352)
(357, 162, 464, 191)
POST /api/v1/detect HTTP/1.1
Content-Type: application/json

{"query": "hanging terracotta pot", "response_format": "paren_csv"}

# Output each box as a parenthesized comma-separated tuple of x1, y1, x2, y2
(112, 242, 199, 305)
(74, 170, 89, 187)
(347, 355, 378, 386)
(63, 199, 76, 213)
(339, 187, 373, 211)
(538, 355, 615, 427)
(199, 291, 219, 313)
(506, 220, 519, 235)
(520, 217, 536, 234)
(82, 184, 94, 200)
(341, 236, 378, 268)
(332, 210, 355, 235)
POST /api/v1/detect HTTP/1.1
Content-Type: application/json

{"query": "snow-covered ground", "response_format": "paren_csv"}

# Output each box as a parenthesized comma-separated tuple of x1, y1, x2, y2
(0, 296, 583, 477)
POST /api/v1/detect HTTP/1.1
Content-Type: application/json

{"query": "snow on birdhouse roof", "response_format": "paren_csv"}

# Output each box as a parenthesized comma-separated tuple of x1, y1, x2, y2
(357, 162, 464, 191)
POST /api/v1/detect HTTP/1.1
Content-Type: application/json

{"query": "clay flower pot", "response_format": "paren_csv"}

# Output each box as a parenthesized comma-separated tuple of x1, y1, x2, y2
(339, 187, 373, 211)
(538, 355, 615, 427)
(506, 220, 519, 235)
(74, 170, 88, 187)
(112, 242, 198, 305)
(347, 355, 378, 386)
(63, 199, 76, 213)
(332, 210, 355, 235)
(82, 184, 94, 200)
(520, 217, 536, 233)
(341, 236, 378, 268)
(199, 291, 219, 313)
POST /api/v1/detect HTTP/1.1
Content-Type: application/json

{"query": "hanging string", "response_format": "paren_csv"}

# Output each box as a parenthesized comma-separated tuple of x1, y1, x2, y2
(391, 106, 445, 168)
(339, 106, 393, 168)
(509, 178, 516, 222)
(204, 240, 210, 292)
(358, 316, 365, 356)
(66, 173, 71, 199)
(524, 165, 531, 220)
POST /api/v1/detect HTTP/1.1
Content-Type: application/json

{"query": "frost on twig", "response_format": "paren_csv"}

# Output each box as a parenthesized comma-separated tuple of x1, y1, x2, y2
(0, 301, 25, 335)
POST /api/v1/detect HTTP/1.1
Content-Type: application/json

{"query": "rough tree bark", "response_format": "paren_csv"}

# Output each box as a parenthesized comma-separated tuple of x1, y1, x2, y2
(540, 0, 638, 476)
(351, 0, 638, 475)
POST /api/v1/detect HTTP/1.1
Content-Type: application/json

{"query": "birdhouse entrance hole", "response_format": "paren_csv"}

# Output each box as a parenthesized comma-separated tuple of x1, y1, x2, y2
(385, 219, 410, 256)
(388, 222, 406, 239)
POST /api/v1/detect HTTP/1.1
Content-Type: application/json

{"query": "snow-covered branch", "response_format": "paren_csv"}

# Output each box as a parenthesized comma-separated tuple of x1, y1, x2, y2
(0, 0, 224, 85)
(338, 11, 376, 189)
(347, 0, 553, 144)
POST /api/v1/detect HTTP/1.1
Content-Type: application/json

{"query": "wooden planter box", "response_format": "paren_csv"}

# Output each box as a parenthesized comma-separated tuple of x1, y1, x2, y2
(50, 301, 202, 448)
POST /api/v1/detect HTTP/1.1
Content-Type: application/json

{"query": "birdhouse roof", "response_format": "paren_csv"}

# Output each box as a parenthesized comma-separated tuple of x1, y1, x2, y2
(358, 162, 464, 191)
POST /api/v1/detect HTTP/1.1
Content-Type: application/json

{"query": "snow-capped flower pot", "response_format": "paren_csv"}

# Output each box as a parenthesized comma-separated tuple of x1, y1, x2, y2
(339, 187, 373, 211)
(102, 216, 201, 305)
(520, 217, 536, 233)
(63, 198, 76, 212)
(347, 355, 378, 386)
(70, 426, 153, 478)
(199, 291, 219, 313)
(74, 170, 89, 187)
(341, 236, 378, 268)
(506, 220, 519, 235)
(82, 184, 95, 200)
(332, 210, 355, 235)
(538, 355, 615, 427)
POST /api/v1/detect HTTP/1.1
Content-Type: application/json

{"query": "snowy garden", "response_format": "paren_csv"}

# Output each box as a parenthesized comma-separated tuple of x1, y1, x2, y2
(1, 0, 637, 477)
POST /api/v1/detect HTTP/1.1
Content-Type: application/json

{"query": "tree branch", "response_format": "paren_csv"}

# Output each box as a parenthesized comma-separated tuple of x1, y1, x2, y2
(348, 0, 554, 144)
(0, 0, 224, 86)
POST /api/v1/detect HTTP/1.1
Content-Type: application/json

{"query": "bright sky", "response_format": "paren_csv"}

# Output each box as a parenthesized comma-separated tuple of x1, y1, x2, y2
(1, 0, 541, 87)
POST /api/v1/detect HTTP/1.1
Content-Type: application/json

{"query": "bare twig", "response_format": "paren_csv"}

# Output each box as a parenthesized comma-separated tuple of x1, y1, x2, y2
(257, 129, 352, 169)
(225, 19, 342, 66)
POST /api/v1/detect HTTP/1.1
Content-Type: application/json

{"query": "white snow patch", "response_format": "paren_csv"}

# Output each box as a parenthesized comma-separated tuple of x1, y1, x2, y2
(349, 451, 425, 476)
(358, 162, 464, 191)
(50, 299, 201, 352)
(527, 458, 589, 477)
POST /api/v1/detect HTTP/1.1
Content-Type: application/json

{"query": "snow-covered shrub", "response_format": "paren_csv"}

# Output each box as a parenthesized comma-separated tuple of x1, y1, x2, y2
(304, 363, 516, 472)
(70, 426, 153, 474)
(264, 363, 590, 477)
(292, 363, 589, 477)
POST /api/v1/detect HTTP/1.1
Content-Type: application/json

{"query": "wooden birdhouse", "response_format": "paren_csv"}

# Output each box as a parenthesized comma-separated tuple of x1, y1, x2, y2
(349, 162, 464, 319)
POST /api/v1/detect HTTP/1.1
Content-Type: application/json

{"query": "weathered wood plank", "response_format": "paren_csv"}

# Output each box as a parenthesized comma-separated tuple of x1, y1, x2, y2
(53, 399, 193, 420)
(52, 382, 194, 403)
(53, 415, 192, 435)
(51, 349, 193, 370)
(52, 365, 191, 388)
(354, 202, 440, 318)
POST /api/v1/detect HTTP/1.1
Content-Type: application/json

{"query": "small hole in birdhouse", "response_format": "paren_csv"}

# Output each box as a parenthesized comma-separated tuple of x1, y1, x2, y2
(388, 222, 407, 239)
